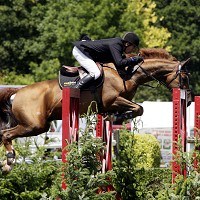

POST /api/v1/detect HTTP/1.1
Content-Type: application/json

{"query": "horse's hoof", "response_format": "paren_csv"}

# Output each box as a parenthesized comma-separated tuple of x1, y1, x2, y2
(1, 164, 12, 173)
(6, 151, 16, 165)
(7, 157, 16, 165)
(7, 158, 15, 166)
(124, 111, 134, 119)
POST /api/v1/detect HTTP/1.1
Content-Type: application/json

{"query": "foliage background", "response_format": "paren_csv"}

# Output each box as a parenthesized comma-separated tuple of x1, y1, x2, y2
(0, 0, 199, 100)
(1, 117, 200, 199)
(0, 139, 60, 200)
(0, 126, 166, 200)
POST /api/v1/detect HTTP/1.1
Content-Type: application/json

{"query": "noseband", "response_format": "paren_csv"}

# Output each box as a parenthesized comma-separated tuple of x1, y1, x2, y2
(166, 64, 186, 89)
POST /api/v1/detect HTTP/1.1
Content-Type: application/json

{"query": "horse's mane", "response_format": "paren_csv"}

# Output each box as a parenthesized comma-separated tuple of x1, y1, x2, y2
(139, 48, 177, 61)
(105, 48, 178, 72)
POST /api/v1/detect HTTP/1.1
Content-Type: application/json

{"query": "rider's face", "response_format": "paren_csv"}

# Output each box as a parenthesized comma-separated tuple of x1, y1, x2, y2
(124, 43, 139, 54)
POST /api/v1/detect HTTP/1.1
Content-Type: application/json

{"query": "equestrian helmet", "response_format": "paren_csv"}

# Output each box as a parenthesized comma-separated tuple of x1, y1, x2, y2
(122, 32, 140, 46)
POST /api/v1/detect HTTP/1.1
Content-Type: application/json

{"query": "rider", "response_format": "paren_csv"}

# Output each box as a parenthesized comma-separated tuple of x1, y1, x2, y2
(72, 32, 144, 89)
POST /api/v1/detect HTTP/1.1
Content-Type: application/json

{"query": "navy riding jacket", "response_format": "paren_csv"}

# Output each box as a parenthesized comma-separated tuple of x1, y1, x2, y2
(73, 37, 133, 69)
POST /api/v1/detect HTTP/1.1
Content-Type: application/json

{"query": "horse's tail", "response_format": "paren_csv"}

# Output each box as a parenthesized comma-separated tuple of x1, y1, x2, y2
(0, 88, 19, 145)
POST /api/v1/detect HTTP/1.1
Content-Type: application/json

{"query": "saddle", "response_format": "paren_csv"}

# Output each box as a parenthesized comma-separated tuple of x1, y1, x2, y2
(58, 64, 104, 90)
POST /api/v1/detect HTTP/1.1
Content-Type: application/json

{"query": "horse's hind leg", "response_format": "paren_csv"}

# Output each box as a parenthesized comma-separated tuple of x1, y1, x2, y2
(111, 96, 143, 120)
(1, 123, 50, 172)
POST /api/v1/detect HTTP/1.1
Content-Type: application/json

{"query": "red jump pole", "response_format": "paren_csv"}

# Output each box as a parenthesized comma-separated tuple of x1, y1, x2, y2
(172, 88, 187, 183)
(62, 87, 80, 189)
(96, 114, 103, 138)
(194, 96, 200, 169)
(194, 96, 200, 137)
(96, 114, 113, 192)
(96, 114, 112, 173)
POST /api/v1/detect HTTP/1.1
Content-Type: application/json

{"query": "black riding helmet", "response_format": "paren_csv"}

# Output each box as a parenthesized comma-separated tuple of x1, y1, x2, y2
(122, 32, 140, 47)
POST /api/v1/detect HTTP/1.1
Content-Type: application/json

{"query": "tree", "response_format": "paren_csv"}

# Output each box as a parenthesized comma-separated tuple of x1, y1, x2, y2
(29, 0, 123, 66)
(154, 0, 200, 94)
(0, 0, 124, 83)
(2, 0, 190, 101)
(119, 0, 173, 101)
(120, 0, 171, 50)
(0, 0, 43, 73)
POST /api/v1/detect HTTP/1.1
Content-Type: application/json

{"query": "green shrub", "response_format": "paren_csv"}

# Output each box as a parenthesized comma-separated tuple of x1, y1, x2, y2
(154, 135, 200, 199)
(135, 168, 171, 199)
(1, 124, 198, 200)
(50, 120, 116, 200)
(113, 130, 163, 199)
(113, 130, 138, 199)
(134, 133, 161, 168)
(143, 133, 200, 199)
(0, 139, 60, 200)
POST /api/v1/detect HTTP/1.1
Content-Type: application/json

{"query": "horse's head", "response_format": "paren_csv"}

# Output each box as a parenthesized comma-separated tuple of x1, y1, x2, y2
(128, 48, 191, 91)
(165, 58, 190, 90)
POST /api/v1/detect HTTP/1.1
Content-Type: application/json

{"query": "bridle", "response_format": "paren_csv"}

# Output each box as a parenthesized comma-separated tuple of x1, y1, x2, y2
(137, 61, 189, 91)
(104, 59, 189, 91)
(166, 64, 188, 89)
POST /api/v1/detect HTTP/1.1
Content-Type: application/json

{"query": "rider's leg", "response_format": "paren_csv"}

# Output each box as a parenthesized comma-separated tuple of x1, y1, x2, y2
(74, 73, 95, 89)
(72, 46, 100, 88)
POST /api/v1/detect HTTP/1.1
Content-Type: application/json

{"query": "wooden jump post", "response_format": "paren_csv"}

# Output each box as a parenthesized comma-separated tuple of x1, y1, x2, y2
(194, 96, 200, 139)
(96, 114, 113, 192)
(172, 88, 200, 182)
(96, 114, 112, 173)
(172, 88, 187, 182)
(61, 87, 113, 190)
(194, 96, 200, 169)
(62, 87, 80, 189)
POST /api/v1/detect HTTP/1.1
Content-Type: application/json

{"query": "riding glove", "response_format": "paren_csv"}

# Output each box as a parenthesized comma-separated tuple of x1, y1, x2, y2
(131, 56, 144, 65)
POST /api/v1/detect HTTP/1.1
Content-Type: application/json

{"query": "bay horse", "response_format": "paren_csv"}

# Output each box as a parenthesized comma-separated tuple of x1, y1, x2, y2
(0, 48, 190, 172)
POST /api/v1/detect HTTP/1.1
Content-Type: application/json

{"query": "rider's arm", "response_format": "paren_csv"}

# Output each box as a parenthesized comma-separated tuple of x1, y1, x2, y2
(109, 43, 133, 69)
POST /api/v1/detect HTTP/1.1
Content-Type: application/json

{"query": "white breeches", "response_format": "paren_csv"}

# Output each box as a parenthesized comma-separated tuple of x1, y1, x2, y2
(72, 46, 101, 80)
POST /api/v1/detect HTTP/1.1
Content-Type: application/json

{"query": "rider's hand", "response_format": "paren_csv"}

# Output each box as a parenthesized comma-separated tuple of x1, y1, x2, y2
(131, 56, 144, 64)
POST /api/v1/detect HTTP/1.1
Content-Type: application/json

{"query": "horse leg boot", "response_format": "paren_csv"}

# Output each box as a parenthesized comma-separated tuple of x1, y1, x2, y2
(74, 73, 95, 89)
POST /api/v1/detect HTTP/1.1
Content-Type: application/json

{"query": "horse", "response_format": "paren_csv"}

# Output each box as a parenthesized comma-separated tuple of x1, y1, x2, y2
(0, 48, 190, 172)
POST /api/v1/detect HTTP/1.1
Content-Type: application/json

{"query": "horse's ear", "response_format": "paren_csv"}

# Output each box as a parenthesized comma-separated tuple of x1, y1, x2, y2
(180, 58, 190, 70)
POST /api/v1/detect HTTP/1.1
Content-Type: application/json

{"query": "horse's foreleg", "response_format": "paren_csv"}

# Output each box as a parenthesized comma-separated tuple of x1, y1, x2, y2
(111, 96, 143, 118)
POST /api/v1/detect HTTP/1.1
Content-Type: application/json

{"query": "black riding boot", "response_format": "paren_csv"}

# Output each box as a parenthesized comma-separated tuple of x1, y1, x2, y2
(74, 74, 95, 89)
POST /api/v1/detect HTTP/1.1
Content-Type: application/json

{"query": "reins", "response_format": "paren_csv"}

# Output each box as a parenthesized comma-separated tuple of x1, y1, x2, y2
(103, 60, 188, 91)
(137, 61, 186, 91)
